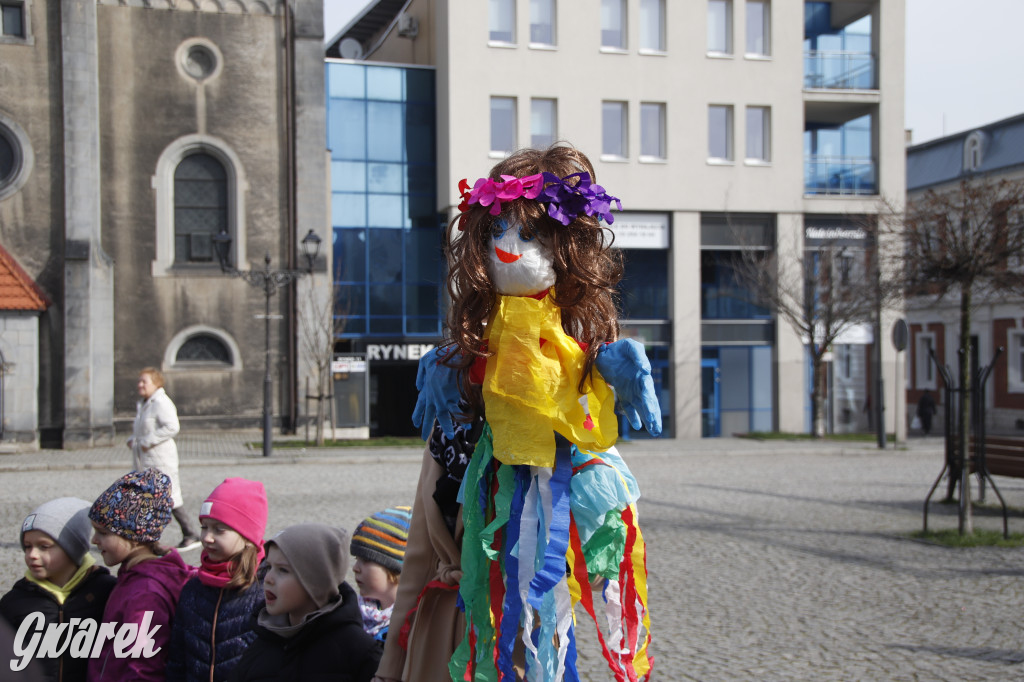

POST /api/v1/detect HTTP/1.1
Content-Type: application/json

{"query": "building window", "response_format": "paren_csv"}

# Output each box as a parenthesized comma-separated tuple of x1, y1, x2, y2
(836, 344, 852, 380)
(490, 0, 516, 44)
(490, 96, 517, 154)
(963, 131, 986, 172)
(639, 0, 665, 52)
(152, 135, 247, 277)
(601, 0, 626, 50)
(602, 100, 628, 159)
(746, 0, 770, 56)
(531, 98, 557, 148)
(176, 334, 231, 365)
(708, 105, 733, 161)
(1009, 331, 1024, 392)
(174, 153, 227, 263)
(0, 128, 18, 187)
(915, 333, 936, 390)
(530, 0, 556, 46)
(1, 2, 24, 37)
(165, 325, 242, 371)
(0, 115, 33, 201)
(708, 0, 732, 54)
(640, 102, 666, 160)
(745, 105, 770, 162)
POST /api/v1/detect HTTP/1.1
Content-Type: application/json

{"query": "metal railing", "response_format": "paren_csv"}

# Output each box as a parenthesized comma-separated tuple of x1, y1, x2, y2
(804, 156, 877, 196)
(804, 51, 876, 90)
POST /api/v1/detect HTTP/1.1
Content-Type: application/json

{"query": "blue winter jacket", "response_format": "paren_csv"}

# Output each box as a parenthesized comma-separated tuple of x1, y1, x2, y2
(166, 577, 265, 682)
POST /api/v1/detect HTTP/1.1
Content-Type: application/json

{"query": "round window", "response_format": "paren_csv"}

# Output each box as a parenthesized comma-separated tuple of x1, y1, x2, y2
(0, 129, 18, 186)
(183, 44, 217, 80)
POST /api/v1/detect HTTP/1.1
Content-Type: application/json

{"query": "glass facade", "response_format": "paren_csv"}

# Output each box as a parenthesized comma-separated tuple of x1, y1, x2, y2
(700, 214, 775, 436)
(804, 113, 875, 195)
(326, 62, 442, 338)
(619, 247, 672, 437)
(804, 2, 875, 89)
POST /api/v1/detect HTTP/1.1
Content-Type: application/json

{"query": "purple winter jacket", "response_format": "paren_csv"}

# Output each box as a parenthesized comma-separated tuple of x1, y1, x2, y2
(88, 550, 196, 681)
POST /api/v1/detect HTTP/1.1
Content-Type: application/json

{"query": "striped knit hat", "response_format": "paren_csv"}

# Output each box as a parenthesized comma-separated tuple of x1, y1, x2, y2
(350, 506, 412, 574)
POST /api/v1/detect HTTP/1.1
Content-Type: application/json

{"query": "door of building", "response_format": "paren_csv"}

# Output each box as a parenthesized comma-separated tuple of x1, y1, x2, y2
(701, 358, 721, 437)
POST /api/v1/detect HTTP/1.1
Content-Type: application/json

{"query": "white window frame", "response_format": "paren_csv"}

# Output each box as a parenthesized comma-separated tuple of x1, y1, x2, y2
(489, 0, 516, 46)
(963, 131, 986, 172)
(745, 105, 771, 164)
(640, 102, 666, 162)
(639, 0, 666, 54)
(601, 100, 628, 161)
(707, 0, 732, 56)
(163, 325, 243, 373)
(529, 0, 556, 48)
(836, 344, 853, 381)
(915, 332, 937, 390)
(745, 0, 770, 57)
(708, 104, 733, 163)
(600, 0, 627, 51)
(1008, 329, 1024, 393)
(152, 134, 248, 278)
(530, 98, 557, 149)
(490, 96, 517, 157)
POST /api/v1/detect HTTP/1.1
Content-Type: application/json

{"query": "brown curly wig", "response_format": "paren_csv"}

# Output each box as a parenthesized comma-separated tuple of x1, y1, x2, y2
(443, 145, 624, 418)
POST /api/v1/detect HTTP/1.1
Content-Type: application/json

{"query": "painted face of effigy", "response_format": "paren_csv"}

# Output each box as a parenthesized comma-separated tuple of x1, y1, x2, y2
(487, 218, 556, 296)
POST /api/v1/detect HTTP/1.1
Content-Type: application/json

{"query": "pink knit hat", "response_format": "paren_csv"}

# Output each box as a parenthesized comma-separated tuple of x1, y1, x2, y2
(199, 478, 268, 548)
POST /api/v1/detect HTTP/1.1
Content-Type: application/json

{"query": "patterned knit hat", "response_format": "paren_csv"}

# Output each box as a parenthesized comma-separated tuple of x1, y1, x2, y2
(89, 469, 173, 544)
(350, 506, 412, 574)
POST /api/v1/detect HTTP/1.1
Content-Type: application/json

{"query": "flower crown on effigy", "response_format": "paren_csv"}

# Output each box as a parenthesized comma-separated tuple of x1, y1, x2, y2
(457, 171, 622, 228)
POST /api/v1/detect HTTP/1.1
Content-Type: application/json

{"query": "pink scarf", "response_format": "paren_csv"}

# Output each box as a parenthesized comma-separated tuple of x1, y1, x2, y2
(197, 552, 234, 588)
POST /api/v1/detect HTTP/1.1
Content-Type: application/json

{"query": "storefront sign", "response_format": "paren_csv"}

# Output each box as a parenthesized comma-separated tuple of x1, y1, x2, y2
(365, 344, 435, 361)
(608, 212, 670, 250)
(331, 357, 367, 373)
(804, 225, 868, 247)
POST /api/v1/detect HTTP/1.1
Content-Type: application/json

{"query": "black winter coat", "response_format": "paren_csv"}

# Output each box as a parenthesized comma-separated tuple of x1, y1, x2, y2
(228, 582, 382, 682)
(0, 566, 116, 682)
(166, 577, 264, 682)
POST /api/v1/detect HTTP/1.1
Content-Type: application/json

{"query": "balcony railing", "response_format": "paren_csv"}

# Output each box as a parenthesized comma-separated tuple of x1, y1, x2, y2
(804, 156, 876, 196)
(804, 51, 876, 90)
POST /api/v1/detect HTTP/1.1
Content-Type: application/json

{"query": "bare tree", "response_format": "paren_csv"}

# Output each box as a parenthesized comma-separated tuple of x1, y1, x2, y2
(899, 176, 1024, 533)
(732, 227, 886, 438)
(298, 272, 348, 446)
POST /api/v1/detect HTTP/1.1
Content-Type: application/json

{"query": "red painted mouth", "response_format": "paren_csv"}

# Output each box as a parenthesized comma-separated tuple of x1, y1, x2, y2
(495, 247, 522, 264)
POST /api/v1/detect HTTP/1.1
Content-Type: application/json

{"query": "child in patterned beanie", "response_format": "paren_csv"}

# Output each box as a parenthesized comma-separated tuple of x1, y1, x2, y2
(350, 506, 412, 640)
(88, 469, 196, 681)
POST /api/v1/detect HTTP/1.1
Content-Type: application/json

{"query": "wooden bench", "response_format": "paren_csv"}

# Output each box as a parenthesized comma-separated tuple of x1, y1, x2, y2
(969, 436, 1024, 478)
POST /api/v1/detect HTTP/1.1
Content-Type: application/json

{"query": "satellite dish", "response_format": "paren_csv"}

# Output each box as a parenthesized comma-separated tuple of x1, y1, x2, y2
(339, 38, 363, 60)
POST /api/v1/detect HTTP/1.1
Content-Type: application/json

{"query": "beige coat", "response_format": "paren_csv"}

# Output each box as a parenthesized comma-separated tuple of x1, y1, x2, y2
(376, 447, 465, 681)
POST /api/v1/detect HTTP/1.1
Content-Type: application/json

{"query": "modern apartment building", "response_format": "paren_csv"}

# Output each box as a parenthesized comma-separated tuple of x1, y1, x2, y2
(326, 0, 906, 438)
(905, 113, 1024, 435)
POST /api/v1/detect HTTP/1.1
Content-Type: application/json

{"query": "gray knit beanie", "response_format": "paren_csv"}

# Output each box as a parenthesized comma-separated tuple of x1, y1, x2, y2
(21, 497, 92, 565)
(266, 523, 350, 608)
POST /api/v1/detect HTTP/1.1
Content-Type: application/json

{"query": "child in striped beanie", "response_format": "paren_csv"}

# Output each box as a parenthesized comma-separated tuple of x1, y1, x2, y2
(350, 506, 411, 640)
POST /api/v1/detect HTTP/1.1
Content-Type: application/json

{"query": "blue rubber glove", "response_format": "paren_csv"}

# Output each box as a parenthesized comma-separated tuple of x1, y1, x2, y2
(595, 339, 663, 437)
(411, 346, 463, 440)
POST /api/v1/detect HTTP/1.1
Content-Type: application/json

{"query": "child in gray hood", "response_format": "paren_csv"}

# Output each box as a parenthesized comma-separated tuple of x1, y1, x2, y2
(229, 523, 382, 681)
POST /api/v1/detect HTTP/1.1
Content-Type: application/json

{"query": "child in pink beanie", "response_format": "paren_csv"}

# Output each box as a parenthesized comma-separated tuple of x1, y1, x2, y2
(167, 477, 269, 682)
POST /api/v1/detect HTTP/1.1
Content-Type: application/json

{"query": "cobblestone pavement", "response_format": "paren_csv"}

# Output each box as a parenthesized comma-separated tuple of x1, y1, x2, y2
(1, 434, 1022, 680)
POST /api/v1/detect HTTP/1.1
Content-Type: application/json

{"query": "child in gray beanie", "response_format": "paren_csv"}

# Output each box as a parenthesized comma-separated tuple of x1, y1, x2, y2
(229, 523, 382, 681)
(0, 497, 117, 682)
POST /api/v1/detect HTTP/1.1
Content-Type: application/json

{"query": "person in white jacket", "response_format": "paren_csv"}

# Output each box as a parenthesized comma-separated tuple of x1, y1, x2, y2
(129, 367, 201, 550)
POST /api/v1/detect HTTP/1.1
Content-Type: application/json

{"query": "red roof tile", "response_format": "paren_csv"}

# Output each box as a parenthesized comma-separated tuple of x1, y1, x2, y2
(0, 245, 49, 312)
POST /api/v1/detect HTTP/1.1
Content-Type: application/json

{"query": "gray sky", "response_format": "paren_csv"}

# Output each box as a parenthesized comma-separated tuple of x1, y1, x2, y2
(324, 0, 1024, 146)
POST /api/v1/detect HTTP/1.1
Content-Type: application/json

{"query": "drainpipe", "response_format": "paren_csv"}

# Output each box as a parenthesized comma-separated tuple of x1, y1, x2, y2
(283, 0, 298, 432)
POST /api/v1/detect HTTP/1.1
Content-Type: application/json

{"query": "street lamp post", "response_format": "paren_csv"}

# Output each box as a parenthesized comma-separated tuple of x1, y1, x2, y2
(213, 230, 321, 457)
